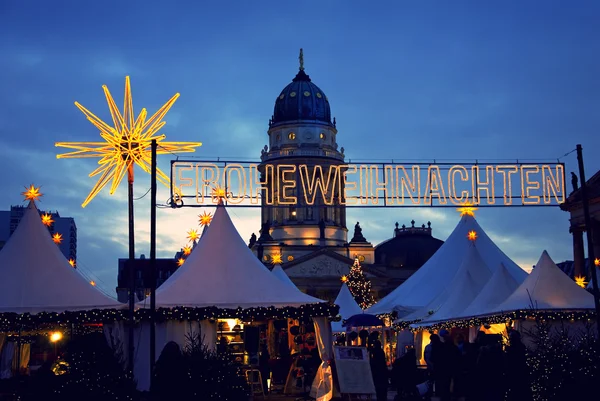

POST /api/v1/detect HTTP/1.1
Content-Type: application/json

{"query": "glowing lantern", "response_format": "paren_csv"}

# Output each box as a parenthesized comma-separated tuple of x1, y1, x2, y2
(198, 211, 213, 227)
(50, 332, 63, 343)
(52, 233, 63, 244)
(55, 76, 202, 208)
(182, 245, 192, 256)
(22, 184, 43, 202)
(177, 258, 185, 267)
(341, 275, 348, 283)
(41, 213, 54, 227)
(68, 259, 76, 268)
(187, 229, 200, 242)
(467, 230, 477, 241)
(457, 201, 478, 217)
(575, 276, 588, 289)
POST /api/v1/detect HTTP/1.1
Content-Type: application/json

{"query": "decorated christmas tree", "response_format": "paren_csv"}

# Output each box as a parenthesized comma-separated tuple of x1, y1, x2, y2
(345, 257, 375, 309)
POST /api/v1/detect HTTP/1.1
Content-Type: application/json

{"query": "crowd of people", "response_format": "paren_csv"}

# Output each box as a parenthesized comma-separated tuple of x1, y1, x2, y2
(389, 329, 531, 401)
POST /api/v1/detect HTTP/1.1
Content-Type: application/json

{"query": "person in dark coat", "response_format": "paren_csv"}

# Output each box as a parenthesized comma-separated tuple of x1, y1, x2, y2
(369, 340, 389, 401)
(435, 330, 459, 401)
(505, 331, 532, 401)
(258, 343, 271, 394)
(391, 348, 419, 400)
(152, 341, 188, 401)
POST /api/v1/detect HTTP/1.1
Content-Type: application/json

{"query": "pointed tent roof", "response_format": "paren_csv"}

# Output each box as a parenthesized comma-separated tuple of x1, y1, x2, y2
(272, 264, 297, 288)
(486, 250, 595, 314)
(331, 283, 363, 332)
(405, 241, 492, 323)
(0, 201, 121, 314)
(152, 205, 323, 308)
(457, 262, 521, 319)
(368, 214, 527, 315)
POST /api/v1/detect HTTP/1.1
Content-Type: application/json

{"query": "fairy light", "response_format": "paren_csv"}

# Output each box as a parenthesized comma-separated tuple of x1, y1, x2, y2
(574, 276, 588, 288)
(186, 229, 200, 242)
(341, 275, 348, 283)
(89, 281, 96, 286)
(467, 230, 477, 241)
(271, 253, 283, 264)
(198, 210, 213, 227)
(50, 331, 63, 343)
(55, 76, 202, 208)
(41, 213, 54, 227)
(182, 245, 192, 256)
(52, 233, 63, 244)
(177, 258, 185, 267)
(22, 184, 42, 202)
(595, 258, 600, 267)
(345, 257, 375, 309)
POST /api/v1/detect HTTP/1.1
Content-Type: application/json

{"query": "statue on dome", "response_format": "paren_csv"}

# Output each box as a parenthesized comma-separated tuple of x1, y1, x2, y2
(319, 219, 326, 239)
(571, 172, 579, 193)
(258, 221, 273, 242)
(351, 222, 367, 243)
(249, 233, 257, 248)
(299, 48, 304, 71)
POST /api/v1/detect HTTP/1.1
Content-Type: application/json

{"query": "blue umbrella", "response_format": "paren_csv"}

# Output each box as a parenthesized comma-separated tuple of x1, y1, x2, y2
(343, 313, 384, 328)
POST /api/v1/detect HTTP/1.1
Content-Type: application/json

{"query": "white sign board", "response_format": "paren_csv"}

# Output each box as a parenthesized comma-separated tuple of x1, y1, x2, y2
(333, 346, 376, 396)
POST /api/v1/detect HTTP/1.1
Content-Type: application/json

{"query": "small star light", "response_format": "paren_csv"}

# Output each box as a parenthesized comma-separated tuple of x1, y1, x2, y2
(595, 258, 600, 267)
(198, 211, 213, 227)
(177, 258, 185, 267)
(52, 233, 63, 244)
(457, 202, 478, 217)
(22, 185, 42, 202)
(211, 185, 229, 203)
(90, 281, 96, 286)
(182, 245, 192, 256)
(41, 213, 54, 227)
(187, 229, 200, 243)
(575, 276, 588, 289)
(55, 76, 202, 208)
(467, 230, 478, 241)
(341, 275, 348, 283)
(68, 259, 76, 268)
(271, 254, 283, 264)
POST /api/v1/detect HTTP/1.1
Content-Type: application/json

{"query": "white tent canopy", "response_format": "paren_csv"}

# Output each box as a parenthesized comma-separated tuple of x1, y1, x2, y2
(406, 241, 492, 324)
(271, 264, 297, 288)
(331, 283, 363, 333)
(484, 250, 595, 315)
(150, 204, 323, 309)
(0, 201, 121, 314)
(368, 214, 528, 315)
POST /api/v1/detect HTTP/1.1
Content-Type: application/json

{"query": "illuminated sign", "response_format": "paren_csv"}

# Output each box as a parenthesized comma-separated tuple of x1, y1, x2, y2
(170, 160, 565, 208)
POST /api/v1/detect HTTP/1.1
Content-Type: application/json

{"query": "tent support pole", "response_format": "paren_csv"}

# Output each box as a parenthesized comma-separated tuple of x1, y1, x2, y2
(127, 163, 136, 374)
(149, 140, 157, 386)
(576, 144, 600, 335)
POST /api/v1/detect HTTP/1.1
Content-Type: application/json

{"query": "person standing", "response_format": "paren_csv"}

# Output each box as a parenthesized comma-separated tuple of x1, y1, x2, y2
(369, 340, 389, 401)
(505, 331, 532, 401)
(435, 330, 459, 401)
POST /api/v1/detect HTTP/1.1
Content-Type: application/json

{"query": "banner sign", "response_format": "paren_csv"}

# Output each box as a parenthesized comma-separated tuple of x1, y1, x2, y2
(170, 160, 566, 208)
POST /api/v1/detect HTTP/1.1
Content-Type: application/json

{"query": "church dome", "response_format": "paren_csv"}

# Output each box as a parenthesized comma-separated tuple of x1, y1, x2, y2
(272, 57, 332, 126)
(375, 222, 444, 269)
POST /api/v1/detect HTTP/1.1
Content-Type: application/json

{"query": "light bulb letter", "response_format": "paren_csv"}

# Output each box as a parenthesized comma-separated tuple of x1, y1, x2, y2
(448, 165, 470, 205)
(223, 164, 246, 204)
(520, 165, 541, 205)
(424, 165, 447, 205)
(278, 164, 298, 205)
(395, 166, 420, 205)
(542, 164, 565, 204)
(496, 165, 518, 205)
(342, 165, 358, 205)
(471, 165, 495, 205)
(250, 164, 274, 205)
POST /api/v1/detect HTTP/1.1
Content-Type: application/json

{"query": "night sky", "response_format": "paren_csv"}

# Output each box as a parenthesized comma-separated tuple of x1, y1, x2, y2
(1, 1, 599, 295)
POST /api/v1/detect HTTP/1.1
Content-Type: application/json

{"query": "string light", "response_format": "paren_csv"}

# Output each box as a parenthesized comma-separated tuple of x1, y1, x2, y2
(55, 76, 202, 208)
(346, 257, 375, 309)
(186, 229, 200, 242)
(41, 213, 54, 226)
(90, 281, 96, 286)
(22, 184, 42, 202)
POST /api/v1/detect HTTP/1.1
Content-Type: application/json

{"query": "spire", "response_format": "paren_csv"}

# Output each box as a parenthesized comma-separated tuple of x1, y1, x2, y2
(299, 48, 304, 71)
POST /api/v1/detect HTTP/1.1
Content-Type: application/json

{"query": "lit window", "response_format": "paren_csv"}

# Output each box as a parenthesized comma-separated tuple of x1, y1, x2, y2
(320, 133, 326, 140)
(287, 255, 294, 262)
(358, 255, 365, 262)
(288, 132, 296, 140)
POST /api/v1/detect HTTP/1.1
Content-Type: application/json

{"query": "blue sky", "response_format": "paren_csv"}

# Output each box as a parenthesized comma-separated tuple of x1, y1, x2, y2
(0, 0, 599, 295)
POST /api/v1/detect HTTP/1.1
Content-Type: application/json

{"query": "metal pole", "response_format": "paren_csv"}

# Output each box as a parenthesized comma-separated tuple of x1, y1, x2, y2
(150, 140, 158, 384)
(127, 163, 135, 374)
(576, 144, 600, 335)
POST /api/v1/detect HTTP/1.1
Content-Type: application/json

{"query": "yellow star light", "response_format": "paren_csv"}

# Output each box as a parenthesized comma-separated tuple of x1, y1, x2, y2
(575, 276, 588, 289)
(595, 258, 600, 267)
(467, 230, 477, 241)
(55, 76, 202, 208)
(41, 213, 54, 227)
(271, 254, 283, 264)
(211, 185, 229, 203)
(341, 275, 348, 283)
(177, 258, 185, 267)
(22, 185, 42, 202)
(68, 259, 76, 268)
(182, 245, 192, 256)
(187, 229, 200, 243)
(52, 233, 63, 244)
(90, 281, 96, 286)
(198, 211, 213, 227)
(457, 201, 478, 217)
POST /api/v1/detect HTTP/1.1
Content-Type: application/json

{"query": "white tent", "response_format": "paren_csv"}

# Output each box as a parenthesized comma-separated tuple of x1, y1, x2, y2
(0, 201, 121, 314)
(271, 264, 297, 288)
(368, 214, 528, 315)
(151, 203, 322, 308)
(331, 283, 363, 333)
(484, 250, 595, 314)
(407, 241, 492, 324)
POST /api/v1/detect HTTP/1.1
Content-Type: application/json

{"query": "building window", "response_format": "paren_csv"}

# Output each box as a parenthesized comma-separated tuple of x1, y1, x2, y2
(290, 208, 297, 221)
(288, 132, 296, 140)
(287, 255, 294, 262)
(320, 132, 326, 140)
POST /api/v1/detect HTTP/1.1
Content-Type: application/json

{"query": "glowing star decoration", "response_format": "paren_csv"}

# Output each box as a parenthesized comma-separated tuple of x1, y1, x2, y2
(457, 202, 478, 217)
(211, 186, 229, 203)
(198, 211, 213, 227)
(187, 229, 200, 243)
(177, 258, 185, 267)
(271, 254, 283, 265)
(467, 230, 478, 241)
(68, 259, 76, 268)
(595, 258, 600, 267)
(22, 185, 43, 202)
(575, 276, 588, 289)
(182, 245, 192, 256)
(52, 233, 63, 244)
(41, 213, 54, 227)
(341, 275, 348, 283)
(90, 281, 96, 286)
(55, 76, 202, 208)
